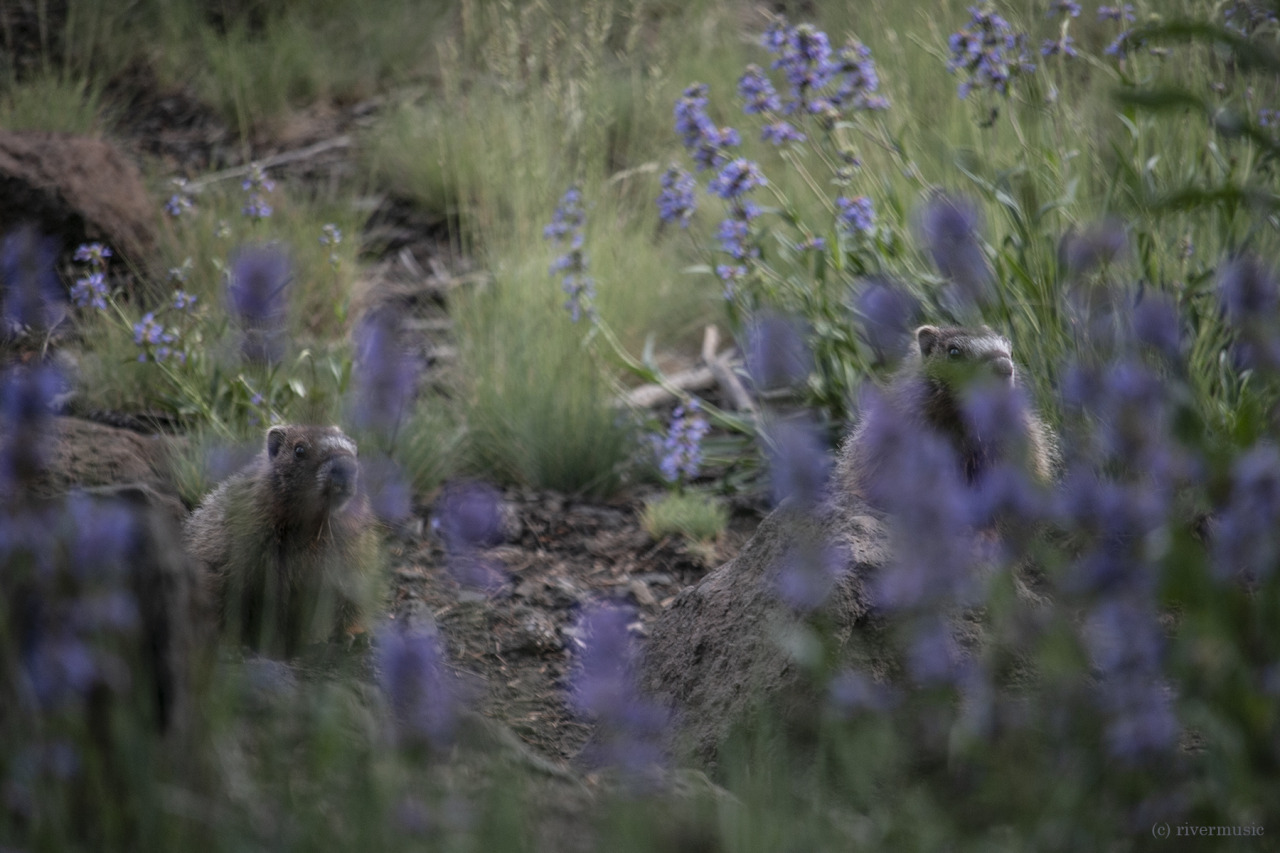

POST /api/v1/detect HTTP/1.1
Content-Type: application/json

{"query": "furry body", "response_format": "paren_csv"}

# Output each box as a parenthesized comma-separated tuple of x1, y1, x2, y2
(184, 425, 380, 655)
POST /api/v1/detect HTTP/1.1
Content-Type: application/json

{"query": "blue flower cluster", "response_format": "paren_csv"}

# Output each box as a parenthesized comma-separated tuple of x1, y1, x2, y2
(544, 187, 596, 323)
(655, 399, 710, 484)
(946, 5, 1036, 99)
(241, 163, 275, 221)
(657, 164, 697, 227)
(674, 83, 741, 171)
(165, 177, 194, 218)
(755, 17, 889, 119)
(69, 242, 111, 311)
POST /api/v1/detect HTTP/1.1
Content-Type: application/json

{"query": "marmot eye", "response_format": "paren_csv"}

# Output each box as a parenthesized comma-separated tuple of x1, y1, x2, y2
(293, 443, 307, 459)
(948, 345, 962, 358)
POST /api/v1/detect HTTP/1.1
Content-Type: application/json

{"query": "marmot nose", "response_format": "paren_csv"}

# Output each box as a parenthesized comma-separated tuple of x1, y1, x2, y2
(991, 356, 1014, 379)
(329, 457, 357, 502)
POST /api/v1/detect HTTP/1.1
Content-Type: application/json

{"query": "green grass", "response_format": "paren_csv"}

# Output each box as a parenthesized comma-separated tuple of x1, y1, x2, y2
(0, 72, 106, 134)
(640, 490, 729, 543)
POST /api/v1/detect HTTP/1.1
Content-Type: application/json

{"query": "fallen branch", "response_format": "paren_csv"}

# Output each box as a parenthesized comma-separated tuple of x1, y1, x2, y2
(187, 136, 355, 191)
(700, 325, 757, 415)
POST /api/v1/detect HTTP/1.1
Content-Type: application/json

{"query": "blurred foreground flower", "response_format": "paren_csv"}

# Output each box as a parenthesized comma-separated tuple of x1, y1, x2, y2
(917, 193, 993, 315)
(227, 244, 291, 363)
(568, 603, 667, 782)
(1, 226, 63, 333)
(377, 626, 458, 752)
(432, 480, 507, 592)
(351, 308, 419, 441)
(744, 311, 811, 392)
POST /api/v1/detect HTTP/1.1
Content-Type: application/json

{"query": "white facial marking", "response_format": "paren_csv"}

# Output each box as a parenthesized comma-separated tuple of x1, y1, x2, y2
(319, 432, 358, 457)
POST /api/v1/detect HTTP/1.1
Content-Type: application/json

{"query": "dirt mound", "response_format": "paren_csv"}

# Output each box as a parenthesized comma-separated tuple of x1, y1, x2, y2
(0, 130, 158, 276)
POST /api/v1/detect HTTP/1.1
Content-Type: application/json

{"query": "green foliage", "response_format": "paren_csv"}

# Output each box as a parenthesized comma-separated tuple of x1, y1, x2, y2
(0, 72, 105, 134)
(640, 490, 728, 544)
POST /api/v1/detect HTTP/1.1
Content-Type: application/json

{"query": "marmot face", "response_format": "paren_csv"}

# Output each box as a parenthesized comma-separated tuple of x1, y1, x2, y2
(265, 424, 360, 531)
(915, 324, 1015, 390)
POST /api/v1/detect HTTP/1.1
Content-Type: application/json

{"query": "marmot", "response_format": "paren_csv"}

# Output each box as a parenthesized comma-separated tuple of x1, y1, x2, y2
(837, 324, 1056, 503)
(184, 424, 382, 656)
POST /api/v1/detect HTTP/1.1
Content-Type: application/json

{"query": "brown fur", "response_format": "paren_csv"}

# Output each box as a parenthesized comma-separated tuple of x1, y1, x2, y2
(183, 424, 381, 656)
(837, 324, 1057, 501)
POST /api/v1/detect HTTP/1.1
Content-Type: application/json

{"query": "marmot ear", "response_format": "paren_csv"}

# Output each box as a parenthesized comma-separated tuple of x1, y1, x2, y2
(267, 425, 288, 459)
(915, 325, 941, 357)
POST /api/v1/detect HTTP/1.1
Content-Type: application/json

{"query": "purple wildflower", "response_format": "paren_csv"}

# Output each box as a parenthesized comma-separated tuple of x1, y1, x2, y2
(241, 163, 275, 222)
(765, 20, 838, 113)
(376, 626, 458, 751)
(1048, 0, 1081, 16)
(1212, 444, 1280, 583)
(738, 64, 781, 114)
(772, 540, 848, 611)
(1217, 254, 1278, 322)
(1061, 221, 1127, 277)
(432, 480, 507, 591)
(907, 619, 970, 685)
(0, 365, 62, 493)
(657, 165, 697, 227)
(946, 7, 1036, 99)
(761, 120, 806, 145)
(744, 311, 811, 391)
(708, 158, 767, 200)
(568, 603, 667, 780)
(433, 480, 505, 551)
(1216, 255, 1280, 371)
(853, 278, 921, 364)
(836, 195, 875, 236)
(1097, 4, 1135, 23)
(132, 312, 179, 363)
(72, 243, 111, 266)
(832, 39, 889, 111)
(674, 84, 740, 171)
(655, 400, 710, 484)
(361, 453, 413, 525)
(918, 193, 992, 312)
(227, 244, 292, 363)
(2, 226, 63, 331)
(545, 186, 596, 323)
(1132, 290, 1182, 362)
(764, 415, 831, 508)
(1041, 35, 1079, 58)
(165, 179, 194, 218)
(1105, 29, 1139, 58)
(828, 669, 896, 716)
(1223, 1, 1279, 35)
(716, 216, 755, 262)
(172, 289, 197, 311)
(69, 273, 108, 311)
(351, 308, 419, 440)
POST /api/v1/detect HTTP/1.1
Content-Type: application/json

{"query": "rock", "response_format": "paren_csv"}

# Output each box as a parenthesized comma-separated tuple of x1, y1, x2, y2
(638, 496, 895, 766)
(31, 416, 184, 521)
(0, 130, 158, 275)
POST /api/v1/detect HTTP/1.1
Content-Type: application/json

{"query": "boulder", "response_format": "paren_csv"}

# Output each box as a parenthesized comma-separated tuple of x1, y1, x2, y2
(638, 494, 895, 765)
(31, 416, 184, 521)
(0, 130, 158, 275)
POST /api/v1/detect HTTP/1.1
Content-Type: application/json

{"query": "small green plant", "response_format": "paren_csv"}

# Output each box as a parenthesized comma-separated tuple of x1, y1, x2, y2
(640, 490, 728, 545)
